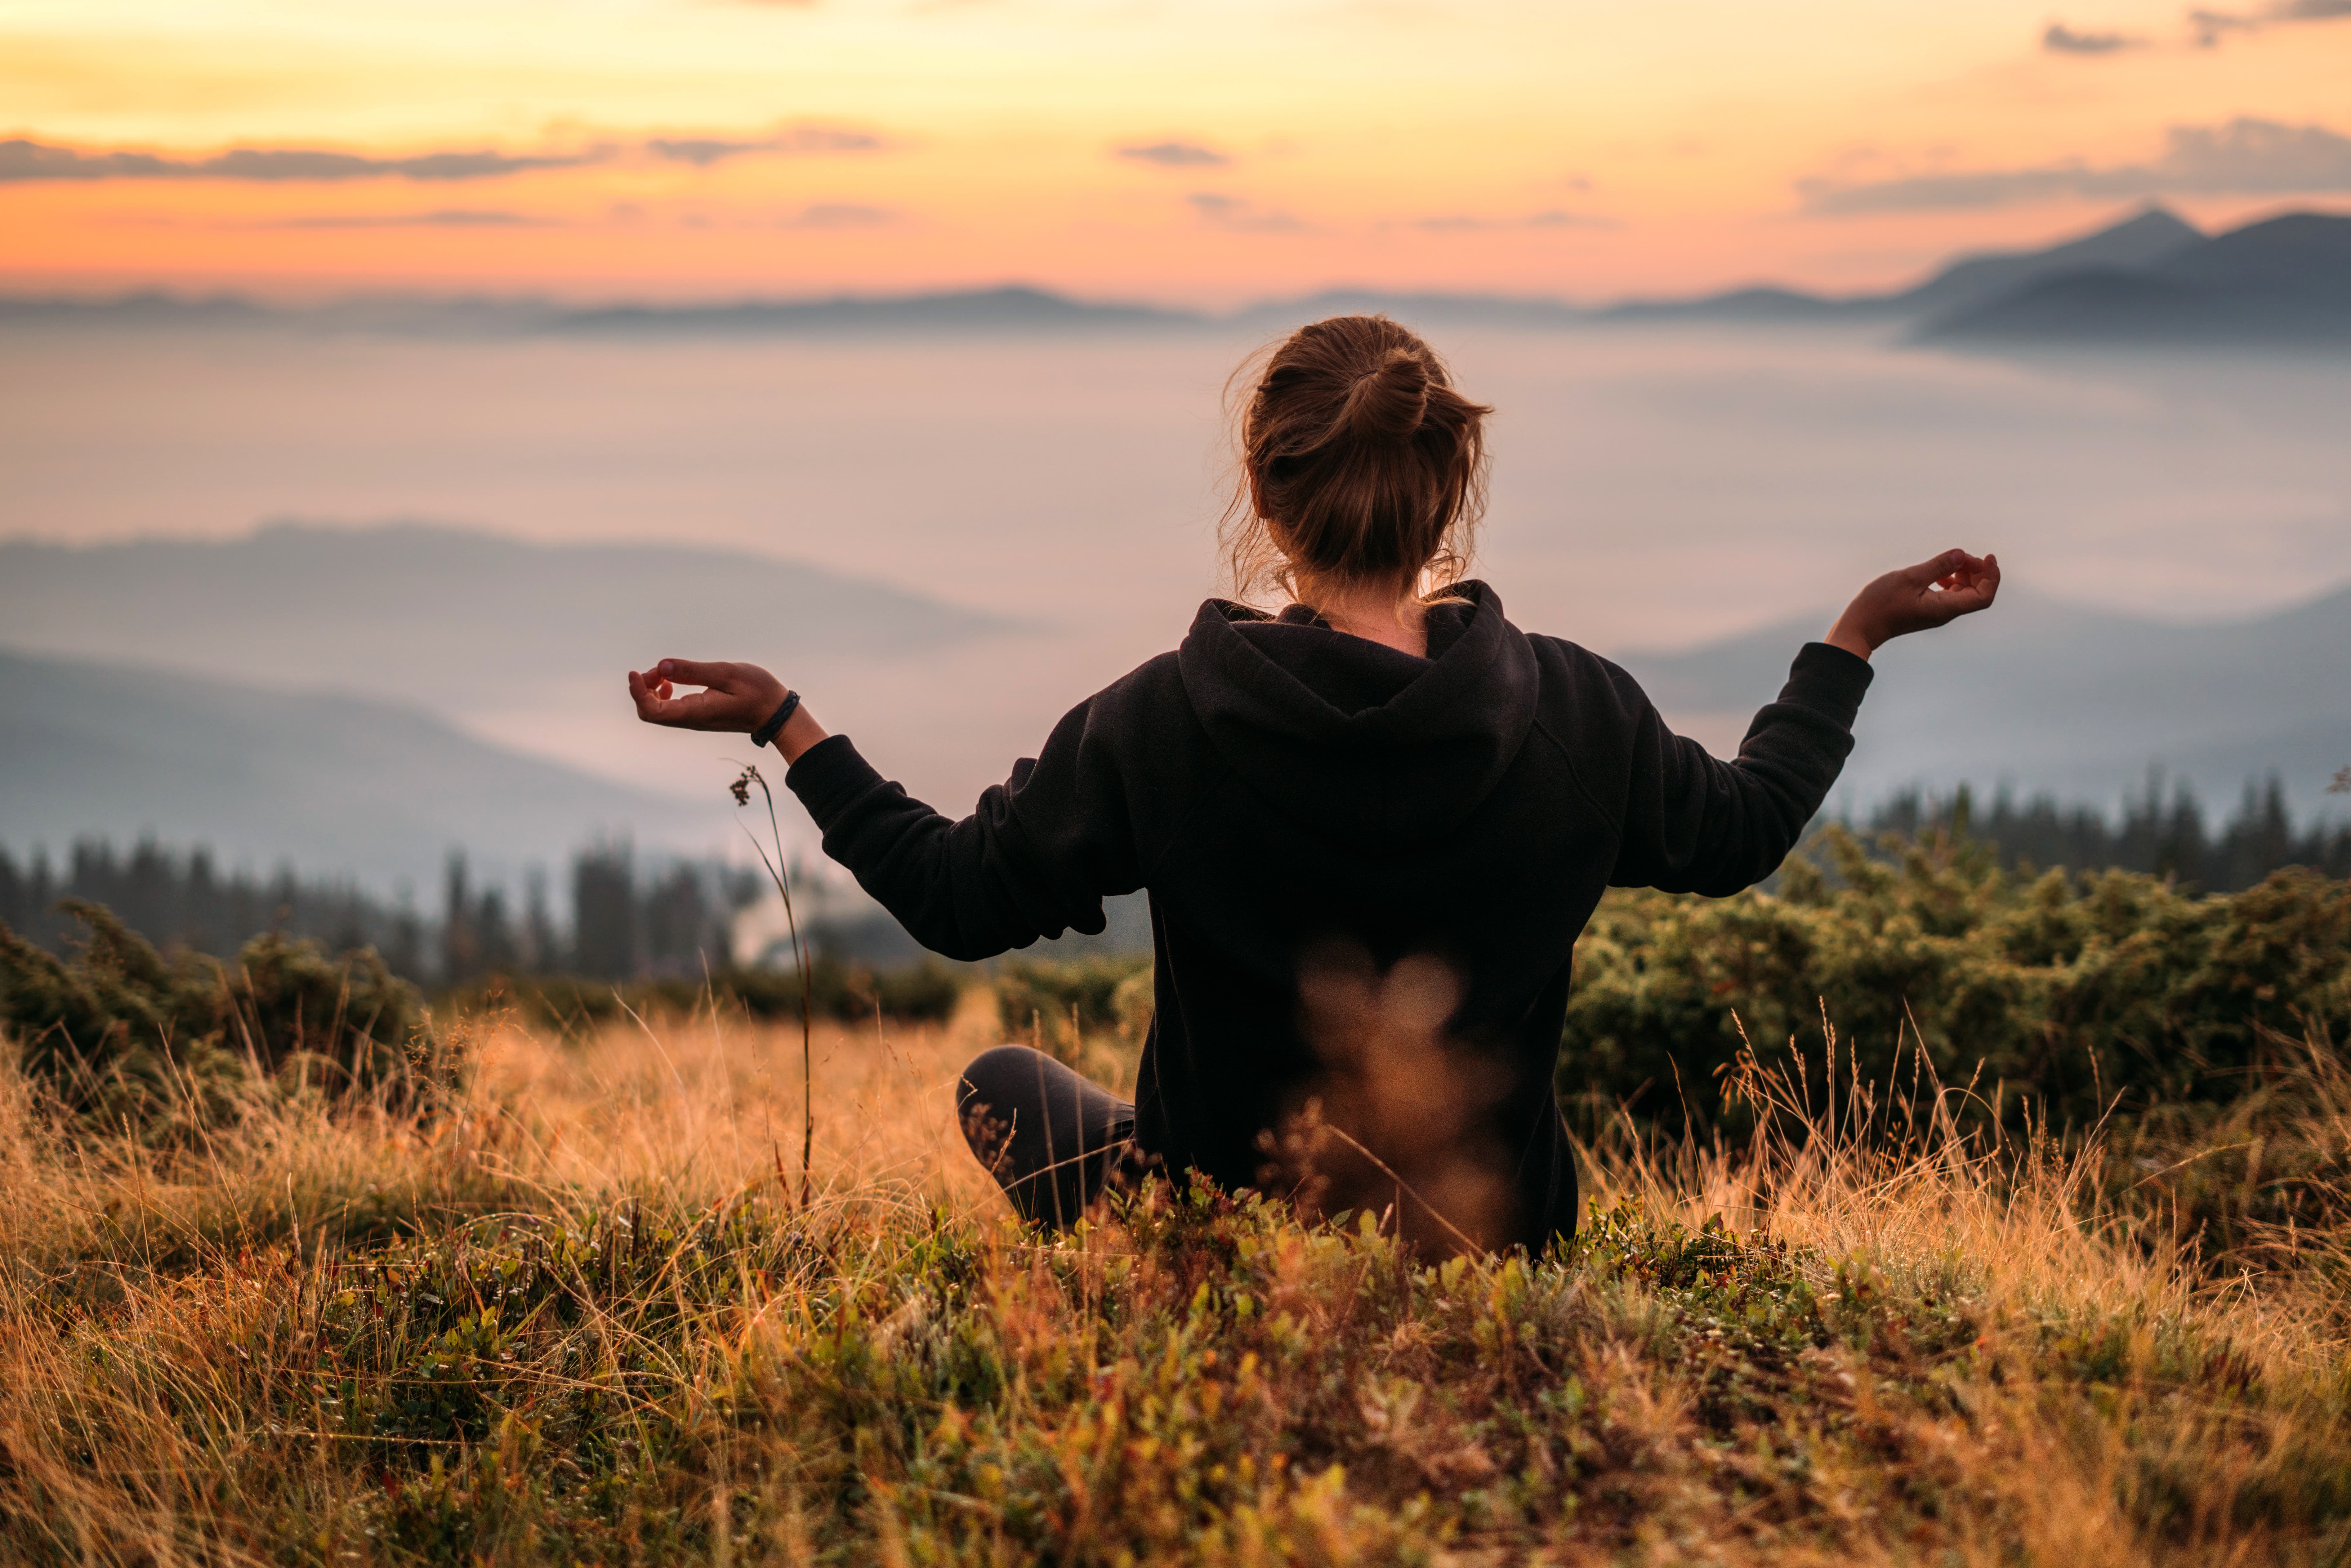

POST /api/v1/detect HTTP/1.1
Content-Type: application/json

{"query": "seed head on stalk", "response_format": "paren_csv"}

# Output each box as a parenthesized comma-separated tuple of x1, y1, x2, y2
(733, 764, 813, 1209)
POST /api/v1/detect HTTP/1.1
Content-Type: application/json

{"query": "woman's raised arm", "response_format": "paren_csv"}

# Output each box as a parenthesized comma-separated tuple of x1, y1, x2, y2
(627, 658, 829, 761)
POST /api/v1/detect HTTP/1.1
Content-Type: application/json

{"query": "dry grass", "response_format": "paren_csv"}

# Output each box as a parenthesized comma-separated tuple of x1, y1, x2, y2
(3, 989, 2348, 1566)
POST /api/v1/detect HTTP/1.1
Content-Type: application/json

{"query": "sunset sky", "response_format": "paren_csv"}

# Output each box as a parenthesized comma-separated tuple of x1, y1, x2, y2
(3, 0, 2348, 305)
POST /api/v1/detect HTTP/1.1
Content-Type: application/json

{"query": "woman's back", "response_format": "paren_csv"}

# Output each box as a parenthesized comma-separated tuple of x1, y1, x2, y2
(630, 312, 1996, 1253)
(789, 577, 1870, 1250)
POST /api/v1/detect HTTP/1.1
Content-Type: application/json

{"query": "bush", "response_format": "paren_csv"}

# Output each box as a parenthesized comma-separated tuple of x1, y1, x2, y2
(1561, 826, 2351, 1137)
(0, 900, 429, 1135)
(486, 957, 967, 1036)
(993, 954, 1153, 1065)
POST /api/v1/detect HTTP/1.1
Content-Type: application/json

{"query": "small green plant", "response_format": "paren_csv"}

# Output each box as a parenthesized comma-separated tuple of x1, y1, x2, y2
(1563, 828, 2351, 1139)
(735, 763, 816, 1207)
(0, 899, 428, 1136)
(473, 958, 964, 1035)
(994, 953, 1153, 1066)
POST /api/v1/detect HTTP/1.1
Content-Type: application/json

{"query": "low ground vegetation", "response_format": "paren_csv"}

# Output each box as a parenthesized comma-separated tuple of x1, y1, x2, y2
(4, 983, 2349, 1564)
(4, 838, 2350, 1563)
(463, 960, 966, 1037)
(1566, 828, 2351, 1138)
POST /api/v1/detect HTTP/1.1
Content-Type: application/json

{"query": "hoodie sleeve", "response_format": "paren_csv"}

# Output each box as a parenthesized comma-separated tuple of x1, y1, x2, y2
(782, 696, 1144, 962)
(1605, 642, 1872, 897)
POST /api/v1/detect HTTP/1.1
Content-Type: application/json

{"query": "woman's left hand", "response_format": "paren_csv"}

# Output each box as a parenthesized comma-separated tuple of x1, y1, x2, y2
(627, 659, 787, 732)
(1826, 548, 2000, 662)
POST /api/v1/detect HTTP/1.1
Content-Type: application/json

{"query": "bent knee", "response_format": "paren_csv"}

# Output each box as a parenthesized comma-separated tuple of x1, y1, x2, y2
(957, 1043, 1048, 1158)
(958, 1043, 1053, 1109)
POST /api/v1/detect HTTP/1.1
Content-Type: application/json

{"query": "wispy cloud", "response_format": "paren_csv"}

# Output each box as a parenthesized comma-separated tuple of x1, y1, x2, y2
(251, 208, 556, 229)
(0, 138, 597, 183)
(0, 124, 890, 184)
(1118, 141, 1228, 169)
(2191, 0, 2351, 44)
(778, 202, 894, 228)
(2041, 21, 2145, 51)
(645, 126, 887, 166)
(1410, 209, 1617, 233)
(1187, 191, 1304, 232)
(1801, 118, 2351, 212)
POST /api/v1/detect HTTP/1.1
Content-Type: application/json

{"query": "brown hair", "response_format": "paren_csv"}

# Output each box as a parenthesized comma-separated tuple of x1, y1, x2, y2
(1221, 315, 1492, 606)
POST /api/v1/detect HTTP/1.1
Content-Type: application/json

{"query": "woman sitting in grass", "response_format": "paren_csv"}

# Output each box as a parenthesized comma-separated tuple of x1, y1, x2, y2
(629, 314, 1998, 1253)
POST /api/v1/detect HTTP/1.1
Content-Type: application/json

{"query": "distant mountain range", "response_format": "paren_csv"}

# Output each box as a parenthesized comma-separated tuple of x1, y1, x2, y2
(1599, 205, 2205, 324)
(1921, 212, 2351, 346)
(7, 520, 2347, 900)
(0, 521, 1016, 728)
(0, 644, 694, 889)
(0, 523, 1023, 887)
(1614, 582, 2351, 819)
(4, 205, 2343, 348)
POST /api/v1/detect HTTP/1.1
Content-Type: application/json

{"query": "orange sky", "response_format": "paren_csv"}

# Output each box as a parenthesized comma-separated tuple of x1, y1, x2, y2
(3, 0, 2347, 305)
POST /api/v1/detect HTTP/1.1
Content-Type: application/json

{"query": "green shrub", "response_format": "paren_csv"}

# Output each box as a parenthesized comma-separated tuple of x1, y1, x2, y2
(993, 954, 1153, 1065)
(487, 958, 967, 1036)
(0, 900, 429, 1135)
(1561, 826, 2351, 1137)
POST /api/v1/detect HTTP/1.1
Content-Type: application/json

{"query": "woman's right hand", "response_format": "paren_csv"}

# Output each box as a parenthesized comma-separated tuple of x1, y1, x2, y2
(1825, 548, 2000, 662)
(627, 659, 788, 733)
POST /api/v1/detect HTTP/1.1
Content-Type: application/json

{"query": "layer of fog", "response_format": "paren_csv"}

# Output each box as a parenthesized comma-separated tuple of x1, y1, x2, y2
(3, 320, 2347, 853)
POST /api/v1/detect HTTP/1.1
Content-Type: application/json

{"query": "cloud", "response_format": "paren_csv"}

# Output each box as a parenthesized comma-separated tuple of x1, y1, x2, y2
(780, 202, 894, 228)
(1118, 141, 1229, 168)
(1187, 191, 1304, 233)
(252, 208, 555, 229)
(1411, 209, 1617, 233)
(0, 137, 595, 183)
(2041, 21, 2145, 51)
(1801, 117, 2351, 212)
(645, 126, 886, 166)
(2193, 0, 2351, 43)
(0, 124, 889, 184)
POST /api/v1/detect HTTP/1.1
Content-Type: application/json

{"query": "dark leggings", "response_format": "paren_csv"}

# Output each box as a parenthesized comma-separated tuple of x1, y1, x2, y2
(957, 1045, 1139, 1229)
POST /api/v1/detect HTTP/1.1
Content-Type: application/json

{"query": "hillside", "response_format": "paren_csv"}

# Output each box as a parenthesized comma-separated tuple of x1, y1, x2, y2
(1883, 204, 2203, 317)
(0, 205, 2258, 338)
(0, 522, 1019, 788)
(0, 644, 699, 889)
(1925, 212, 2351, 346)
(0, 522, 1013, 697)
(1615, 581, 2351, 816)
(556, 285, 1198, 336)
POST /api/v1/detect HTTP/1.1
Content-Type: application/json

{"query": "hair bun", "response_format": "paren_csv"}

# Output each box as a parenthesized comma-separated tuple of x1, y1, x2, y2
(1337, 346, 1432, 441)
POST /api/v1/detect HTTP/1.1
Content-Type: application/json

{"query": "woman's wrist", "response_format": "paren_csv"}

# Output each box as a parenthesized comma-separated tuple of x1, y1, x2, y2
(1823, 613, 1877, 662)
(774, 703, 830, 764)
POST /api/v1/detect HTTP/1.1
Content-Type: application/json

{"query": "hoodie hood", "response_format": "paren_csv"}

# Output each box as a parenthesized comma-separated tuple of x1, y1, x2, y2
(1176, 580, 1541, 842)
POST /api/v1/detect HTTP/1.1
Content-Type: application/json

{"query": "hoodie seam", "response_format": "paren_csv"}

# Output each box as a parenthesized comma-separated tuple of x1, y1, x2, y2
(1531, 713, 1626, 841)
(1139, 760, 1237, 884)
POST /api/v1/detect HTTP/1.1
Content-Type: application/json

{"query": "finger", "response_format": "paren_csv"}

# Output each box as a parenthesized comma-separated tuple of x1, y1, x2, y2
(1938, 554, 1994, 598)
(655, 657, 734, 688)
(1913, 548, 1991, 590)
(1937, 572, 2000, 617)
(1900, 549, 1968, 588)
(629, 671, 669, 723)
(639, 691, 721, 728)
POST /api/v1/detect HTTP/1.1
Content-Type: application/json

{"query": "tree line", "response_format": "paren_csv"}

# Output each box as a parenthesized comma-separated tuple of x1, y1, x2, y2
(1862, 772, 2351, 891)
(3, 772, 2343, 988)
(0, 838, 758, 988)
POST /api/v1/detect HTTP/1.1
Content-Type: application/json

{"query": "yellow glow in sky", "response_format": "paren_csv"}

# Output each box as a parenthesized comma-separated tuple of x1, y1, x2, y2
(2, 0, 2346, 302)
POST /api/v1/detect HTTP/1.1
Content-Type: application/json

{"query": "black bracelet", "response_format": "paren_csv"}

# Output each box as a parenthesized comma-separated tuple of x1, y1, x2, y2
(751, 690, 801, 749)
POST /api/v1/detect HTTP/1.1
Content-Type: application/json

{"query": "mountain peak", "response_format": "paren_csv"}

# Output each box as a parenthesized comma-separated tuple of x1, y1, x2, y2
(2101, 203, 2203, 244)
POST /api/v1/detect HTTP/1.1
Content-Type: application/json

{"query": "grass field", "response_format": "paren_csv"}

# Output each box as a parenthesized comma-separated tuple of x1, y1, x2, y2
(5, 986, 2349, 1566)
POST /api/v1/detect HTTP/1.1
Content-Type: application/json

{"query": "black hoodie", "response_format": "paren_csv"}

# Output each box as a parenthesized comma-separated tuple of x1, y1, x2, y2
(786, 582, 1871, 1250)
